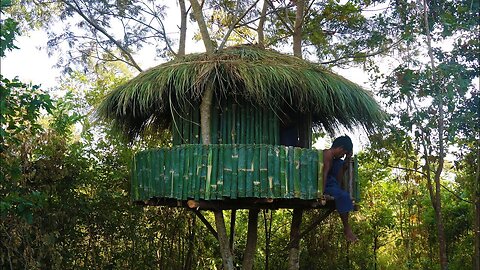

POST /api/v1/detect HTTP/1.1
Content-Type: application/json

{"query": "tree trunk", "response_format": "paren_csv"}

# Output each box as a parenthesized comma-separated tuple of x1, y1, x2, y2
(214, 211, 235, 270)
(293, 0, 305, 58)
(178, 0, 187, 56)
(189, 1, 234, 269)
(288, 209, 303, 270)
(422, 1, 448, 269)
(189, 0, 215, 53)
(257, 0, 268, 47)
(242, 209, 260, 270)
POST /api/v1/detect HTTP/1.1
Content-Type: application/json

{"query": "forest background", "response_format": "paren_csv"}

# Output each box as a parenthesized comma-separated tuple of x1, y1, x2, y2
(1, 0, 478, 269)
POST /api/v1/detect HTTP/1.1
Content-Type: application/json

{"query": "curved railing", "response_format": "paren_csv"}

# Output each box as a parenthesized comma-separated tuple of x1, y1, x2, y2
(132, 144, 360, 204)
(132, 144, 324, 201)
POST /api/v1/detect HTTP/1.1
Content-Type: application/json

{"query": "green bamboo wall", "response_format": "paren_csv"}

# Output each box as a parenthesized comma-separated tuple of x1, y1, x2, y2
(132, 144, 360, 202)
(171, 97, 308, 145)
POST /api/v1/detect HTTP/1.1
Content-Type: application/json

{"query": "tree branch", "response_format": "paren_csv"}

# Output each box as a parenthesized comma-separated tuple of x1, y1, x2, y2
(266, 0, 293, 34)
(320, 39, 403, 65)
(217, 0, 260, 51)
(63, 0, 143, 72)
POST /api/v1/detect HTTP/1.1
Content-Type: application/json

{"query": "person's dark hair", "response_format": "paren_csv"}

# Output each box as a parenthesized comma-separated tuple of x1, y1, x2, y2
(331, 135, 353, 152)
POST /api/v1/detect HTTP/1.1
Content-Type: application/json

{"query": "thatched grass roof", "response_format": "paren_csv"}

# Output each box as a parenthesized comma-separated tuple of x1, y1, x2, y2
(97, 45, 385, 139)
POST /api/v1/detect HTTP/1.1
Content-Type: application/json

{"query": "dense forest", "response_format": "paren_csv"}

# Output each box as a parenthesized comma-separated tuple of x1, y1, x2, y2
(1, 0, 478, 269)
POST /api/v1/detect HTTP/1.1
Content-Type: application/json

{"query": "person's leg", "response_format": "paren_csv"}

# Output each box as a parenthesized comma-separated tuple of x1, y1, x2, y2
(339, 212, 358, 242)
(324, 178, 357, 242)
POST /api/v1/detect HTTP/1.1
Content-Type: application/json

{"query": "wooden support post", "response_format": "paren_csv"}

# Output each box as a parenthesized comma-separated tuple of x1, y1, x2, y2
(242, 209, 260, 270)
(192, 209, 218, 240)
(288, 208, 303, 270)
(214, 210, 235, 270)
(229, 210, 236, 251)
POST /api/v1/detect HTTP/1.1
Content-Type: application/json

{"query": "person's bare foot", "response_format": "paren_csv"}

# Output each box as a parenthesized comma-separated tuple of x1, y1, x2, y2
(344, 228, 359, 243)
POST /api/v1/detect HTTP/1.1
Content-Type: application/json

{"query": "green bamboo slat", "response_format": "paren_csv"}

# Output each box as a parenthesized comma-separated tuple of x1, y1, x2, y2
(253, 145, 260, 197)
(231, 146, 239, 199)
(182, 146, 189, 199)
(267, 146, 275, 198)
(300, 150, 309, 199)
(247, 106, 255, 144)
(157, 149, 165, 198)
(354, 157, 360, 202)
(273, 146, 281, 197)
(293, 147, 301, 198)
(211, 103, 218, 144)
(262, 109, 268, 144)
(273, 113, 279, 145)
(226, 102, 231, 144)
(287, 146, 294, 198)
(217, 145, 225, 198)
(199, 145, 208, 199)
(139, 151, 147, 198)
(238, 145, 246, 198)
(306, 150, 314, 199)
(193, 145, 200, 200)
(163, 148, 171, 197)
(246, 107, 252, 144)
(205, 147, 213, 200)
(255, 108, 261, 144)
(260, 147, 268, 197)
(233, 103, 238, 144)
(146, 151, 152, 198)
(279, 146, 287, 197)
(211, 145, 219, 199)
(307, 115, 312, 148)
(223, 145, 232, 197)
(240, 106, 246, 144)
(151, 150, 159, 198)
(317, 150, 324, 197)
(174, 147, 181, 199)
(187, 145, 194, 198)
(306, 151, 314, 199)
(269, 111, 274, 145)
(312, 150, 318, 198)
(245, 145, 254, 197)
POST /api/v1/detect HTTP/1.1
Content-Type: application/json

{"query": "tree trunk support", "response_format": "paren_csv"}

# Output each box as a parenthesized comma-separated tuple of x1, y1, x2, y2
(229, 210, 237, 251)
(242, 209, 260, 270)
(288, 208, 303, 270)
(214, 210, 235, 270)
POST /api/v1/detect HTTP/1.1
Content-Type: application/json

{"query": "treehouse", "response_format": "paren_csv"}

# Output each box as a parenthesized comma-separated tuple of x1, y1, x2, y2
(98, 45, 383, 211)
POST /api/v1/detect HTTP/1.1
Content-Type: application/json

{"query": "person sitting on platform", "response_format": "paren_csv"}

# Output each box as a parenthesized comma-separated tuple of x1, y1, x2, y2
(323, 135, 359, 242)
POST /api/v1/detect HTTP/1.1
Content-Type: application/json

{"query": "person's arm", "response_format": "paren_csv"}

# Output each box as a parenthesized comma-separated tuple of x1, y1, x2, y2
(322, 149, 332, 192)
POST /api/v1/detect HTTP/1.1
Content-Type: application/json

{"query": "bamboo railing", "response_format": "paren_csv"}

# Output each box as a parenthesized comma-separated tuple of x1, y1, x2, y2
(132, 144, 360, 207)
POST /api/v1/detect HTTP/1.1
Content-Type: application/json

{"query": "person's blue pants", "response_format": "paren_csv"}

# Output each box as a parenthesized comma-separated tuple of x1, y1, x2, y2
(324, 176, 353, 214)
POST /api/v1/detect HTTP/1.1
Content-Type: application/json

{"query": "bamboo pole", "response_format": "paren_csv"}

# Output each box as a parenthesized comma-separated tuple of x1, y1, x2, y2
(253, 145, 260, 197)
(246, 145, 254, 197)
(280, 146, 287, 198)
(231, 146, 239, 199)
(224, 145, 233, 197)
(288, 147, 295, 198)
(238, 145, 247, 197)
(218, 145, 225, 197)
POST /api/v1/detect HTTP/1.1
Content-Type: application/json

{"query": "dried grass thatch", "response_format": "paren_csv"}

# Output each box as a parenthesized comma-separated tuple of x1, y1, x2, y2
(97, 45, 385, 139)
